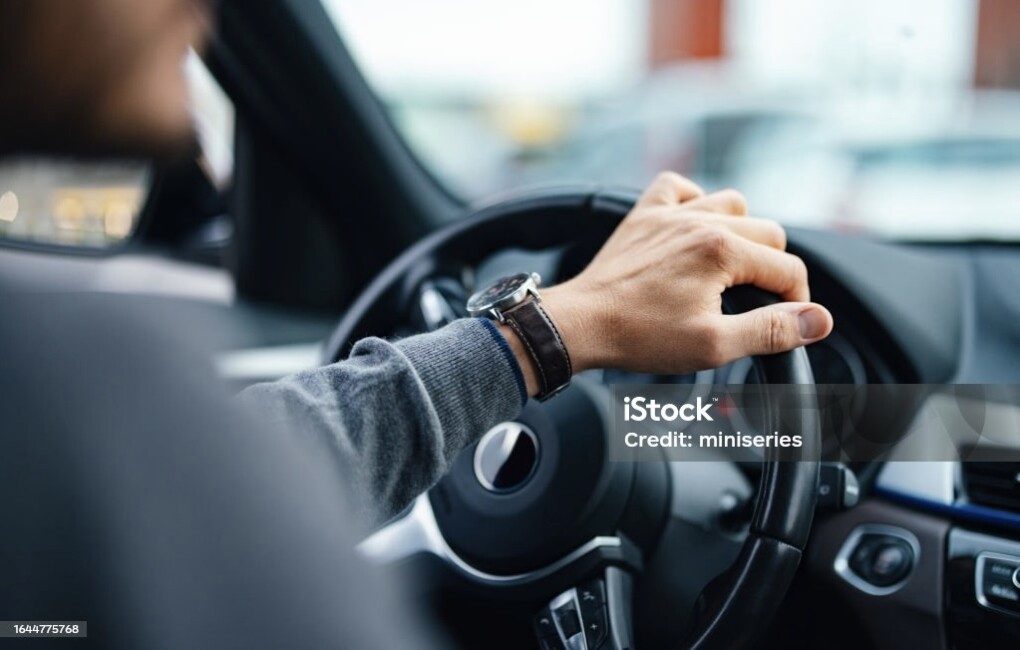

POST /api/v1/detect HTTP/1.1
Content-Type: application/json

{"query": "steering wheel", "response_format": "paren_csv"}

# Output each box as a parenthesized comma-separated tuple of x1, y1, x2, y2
(324, 188, 820, 650)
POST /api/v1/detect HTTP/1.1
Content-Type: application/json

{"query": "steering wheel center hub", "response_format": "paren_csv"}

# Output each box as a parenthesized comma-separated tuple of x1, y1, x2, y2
(473, 422, 540, 493)
(430, 381, 635, 575)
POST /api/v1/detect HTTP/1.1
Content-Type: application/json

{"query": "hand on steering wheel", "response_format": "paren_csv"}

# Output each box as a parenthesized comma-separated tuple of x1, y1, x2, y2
(536, 172, 833, 384)
(330, 176, 825, 650)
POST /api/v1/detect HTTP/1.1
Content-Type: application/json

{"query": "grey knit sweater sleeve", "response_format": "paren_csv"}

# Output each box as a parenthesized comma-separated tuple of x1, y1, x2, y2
(238, 318, 527, 527)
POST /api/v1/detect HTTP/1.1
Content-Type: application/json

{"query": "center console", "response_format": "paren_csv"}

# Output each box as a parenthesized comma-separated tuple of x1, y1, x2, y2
(946, 529, 1020, 648)
(808, 461, 1020, 649)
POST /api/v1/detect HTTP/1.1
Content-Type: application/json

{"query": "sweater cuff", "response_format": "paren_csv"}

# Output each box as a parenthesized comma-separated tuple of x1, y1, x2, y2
(475, 318, 528, 406)
(395, 318, 527, 452)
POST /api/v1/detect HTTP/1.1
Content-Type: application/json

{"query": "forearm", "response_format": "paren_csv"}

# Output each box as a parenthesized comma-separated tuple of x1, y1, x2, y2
(238, 318, 525, 528)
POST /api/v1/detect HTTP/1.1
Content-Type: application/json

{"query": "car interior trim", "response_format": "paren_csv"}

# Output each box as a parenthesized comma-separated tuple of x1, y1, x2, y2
(975, 551, 1020, 618)
(833, 523, 922, 596)
(876, 461, 1020, 531)
(875, 462, 956, 505)
(357, 493, 622, 586)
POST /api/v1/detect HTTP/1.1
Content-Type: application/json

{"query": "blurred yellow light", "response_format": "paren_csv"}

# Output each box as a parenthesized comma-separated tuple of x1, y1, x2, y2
(0, 191, 18, 223)
(489, 100, 570, 147)
(53, 197, 86, 230)
(104, 201, 135, 239)
(52, 186, 142, 239)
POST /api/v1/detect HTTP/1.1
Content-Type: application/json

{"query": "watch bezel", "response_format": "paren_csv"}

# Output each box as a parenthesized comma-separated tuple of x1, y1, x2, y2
(466, 272, 542, 319)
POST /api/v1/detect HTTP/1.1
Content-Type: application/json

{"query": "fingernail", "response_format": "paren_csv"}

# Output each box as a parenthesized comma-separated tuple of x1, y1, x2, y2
(797, 308, 828, 340)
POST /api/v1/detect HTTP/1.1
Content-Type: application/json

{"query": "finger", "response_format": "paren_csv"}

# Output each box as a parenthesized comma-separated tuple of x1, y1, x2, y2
(692, 214, 786, 250)
(716, 236, 811, 302)
(710, 303, 833, 361)
(681, 189, 748, 216)
(635, 171, 704, 208)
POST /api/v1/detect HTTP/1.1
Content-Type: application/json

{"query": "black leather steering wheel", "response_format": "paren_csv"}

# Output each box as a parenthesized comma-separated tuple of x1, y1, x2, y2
(324, 188, 820, 650)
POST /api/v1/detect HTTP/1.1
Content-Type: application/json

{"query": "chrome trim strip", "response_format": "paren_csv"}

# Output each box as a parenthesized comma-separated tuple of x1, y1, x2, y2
(472, 422, 539, 493)
(833, 524, 921, 596)
(357, 494, 621, 586)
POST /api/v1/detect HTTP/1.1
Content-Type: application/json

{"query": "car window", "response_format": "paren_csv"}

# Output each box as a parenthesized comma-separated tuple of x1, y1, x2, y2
(323, 0, 1020, 241)
(0, 51, 233, 250)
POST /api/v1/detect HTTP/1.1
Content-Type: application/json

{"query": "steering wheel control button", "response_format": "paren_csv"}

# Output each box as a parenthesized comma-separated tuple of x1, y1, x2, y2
(976, 552, 1020, 616)
(473, 422, 539, 493)
(581, 607, 608, 649)
(578, 579, 609, 649)
(554, 607, 582, 640)
(543, 586, 615, 650)
(535, 606, 558, 639)
(835, 525, 921, 596)
(578, 578, 606, 607)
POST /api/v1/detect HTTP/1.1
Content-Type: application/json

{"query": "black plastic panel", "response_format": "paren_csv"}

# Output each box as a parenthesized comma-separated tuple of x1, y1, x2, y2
(805, 499, 949, 650)
(946, 528, 1020, 648)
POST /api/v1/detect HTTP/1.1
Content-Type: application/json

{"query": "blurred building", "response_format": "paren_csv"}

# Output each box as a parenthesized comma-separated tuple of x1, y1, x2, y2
(975, 0, 1020, 88)
(649, 0, 724, 65)
(650, 0, 1020, 92)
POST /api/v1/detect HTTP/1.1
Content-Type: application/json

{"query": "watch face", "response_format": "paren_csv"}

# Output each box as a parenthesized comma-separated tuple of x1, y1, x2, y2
(467, 273, 533, 314)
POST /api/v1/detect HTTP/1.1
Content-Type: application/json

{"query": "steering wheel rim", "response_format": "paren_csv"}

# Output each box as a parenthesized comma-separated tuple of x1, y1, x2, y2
(327, 187, 820, 649)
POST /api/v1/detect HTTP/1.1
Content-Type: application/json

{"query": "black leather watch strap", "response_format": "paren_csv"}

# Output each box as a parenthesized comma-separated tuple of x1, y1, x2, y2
(502, 300, 572, 401)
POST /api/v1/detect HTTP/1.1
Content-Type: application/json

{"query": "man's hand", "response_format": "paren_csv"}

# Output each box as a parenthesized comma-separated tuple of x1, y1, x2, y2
(504, 172, 833, 394)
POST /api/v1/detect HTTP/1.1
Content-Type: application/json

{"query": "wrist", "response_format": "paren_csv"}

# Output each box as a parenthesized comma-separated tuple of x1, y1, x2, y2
(538, 282, 611, 374)
(492, 280, 612, 398)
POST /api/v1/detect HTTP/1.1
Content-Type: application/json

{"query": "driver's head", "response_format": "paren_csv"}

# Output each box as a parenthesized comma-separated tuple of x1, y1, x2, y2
(0, 0, 212, 158)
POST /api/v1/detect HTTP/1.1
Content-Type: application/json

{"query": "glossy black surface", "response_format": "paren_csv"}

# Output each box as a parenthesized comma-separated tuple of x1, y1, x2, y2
(467, 272, 532, 313)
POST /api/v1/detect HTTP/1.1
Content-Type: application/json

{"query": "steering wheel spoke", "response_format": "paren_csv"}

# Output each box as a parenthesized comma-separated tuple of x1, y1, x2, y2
(358, 492, 638, 589)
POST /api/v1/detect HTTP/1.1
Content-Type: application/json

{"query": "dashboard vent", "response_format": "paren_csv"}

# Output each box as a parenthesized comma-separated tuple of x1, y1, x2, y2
(962, 463, 1020, 513)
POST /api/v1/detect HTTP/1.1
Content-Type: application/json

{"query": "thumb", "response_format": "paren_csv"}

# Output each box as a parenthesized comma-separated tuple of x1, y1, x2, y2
(715, 303, 833, 361)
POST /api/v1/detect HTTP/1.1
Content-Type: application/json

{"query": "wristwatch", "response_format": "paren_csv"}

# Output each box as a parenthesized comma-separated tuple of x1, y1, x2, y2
(466, 272, 572, 401)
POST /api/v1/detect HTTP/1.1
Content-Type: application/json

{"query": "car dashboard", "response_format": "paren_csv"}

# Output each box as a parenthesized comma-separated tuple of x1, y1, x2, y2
(202, 225, 1020, 649)
(457, 228, 1020, 649)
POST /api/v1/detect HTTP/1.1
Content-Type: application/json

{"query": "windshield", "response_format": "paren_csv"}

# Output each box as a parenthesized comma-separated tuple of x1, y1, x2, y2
(324, 0, 1020, 241)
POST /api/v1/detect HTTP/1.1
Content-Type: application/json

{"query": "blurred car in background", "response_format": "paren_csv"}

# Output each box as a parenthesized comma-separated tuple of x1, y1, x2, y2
(728, 91, 1020, 239)
(490, 79, 1020, 242)
(493, 63, 818, 195)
